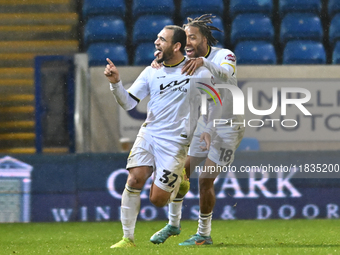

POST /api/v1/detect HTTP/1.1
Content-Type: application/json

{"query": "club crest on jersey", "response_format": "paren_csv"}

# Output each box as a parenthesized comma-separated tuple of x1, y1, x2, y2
(159, 78, 190, 94)
(226, 54, 236, 62)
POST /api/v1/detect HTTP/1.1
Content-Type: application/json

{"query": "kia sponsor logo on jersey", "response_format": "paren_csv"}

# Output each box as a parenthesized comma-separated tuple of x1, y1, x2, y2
(159, 78, 190, 94)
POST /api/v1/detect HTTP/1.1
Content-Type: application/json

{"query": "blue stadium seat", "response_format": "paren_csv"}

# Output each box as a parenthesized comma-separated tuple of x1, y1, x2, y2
(332, 42, 340, 64)
(230, 14, 274, 45)
(229, 0, 273, 18)
(134, 43, 156, 66)
(132, 0, 175, 19)
(84, 16, 127, 48)
(329, 14, 340, 47)
(180, 0, 224, 18)
(82, 0, 126, 20)
(279, 0, 322, 18)
(215, 43, 224, 48)
(280, 13, 323, 45)
(236, 137, 260, 151)
(328, 0, 340, 19)
(87, 43, 128, 67)
(132, 15, 173, 45)
(283, 40, 326, 65)
(210, 17, 225, 45)
(234, 41, 276, 65)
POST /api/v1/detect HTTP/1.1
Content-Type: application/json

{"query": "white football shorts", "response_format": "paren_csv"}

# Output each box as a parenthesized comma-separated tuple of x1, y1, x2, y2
(188, 118, 245, 166)
(126, 129, 188, 193)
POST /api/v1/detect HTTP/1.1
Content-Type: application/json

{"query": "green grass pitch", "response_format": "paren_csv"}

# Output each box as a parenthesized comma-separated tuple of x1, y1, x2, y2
(1, 219, 339, 255)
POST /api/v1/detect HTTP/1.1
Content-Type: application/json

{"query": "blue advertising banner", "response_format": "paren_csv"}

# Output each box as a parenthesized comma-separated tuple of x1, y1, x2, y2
(0, 152, 339, 222)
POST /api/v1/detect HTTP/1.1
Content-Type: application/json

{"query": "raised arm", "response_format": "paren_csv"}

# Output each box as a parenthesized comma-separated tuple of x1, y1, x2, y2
(104, 58, 138, 111)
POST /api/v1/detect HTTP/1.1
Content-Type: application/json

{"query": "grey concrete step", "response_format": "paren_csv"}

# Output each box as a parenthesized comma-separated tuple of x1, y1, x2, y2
(0, 147, 36, 154)
(0, 105, 34, 121)
(0, 132, 35, 149)
(0, 79, 34, 93)
(0, 13, 78, 26)
(0, 94, 34, 107)
(0, 40, 79, 53)
(0, 0, 77, 13)
(0, 68, 34, 79)
(0, 25, 76, 41)
(0, 53, 38, 68)
(0, 146, 69, 154)
(0, 120, 34, 132)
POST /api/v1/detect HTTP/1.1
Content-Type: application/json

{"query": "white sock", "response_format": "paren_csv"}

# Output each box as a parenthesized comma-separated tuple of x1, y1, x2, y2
(168, 198, 183, 227)
(121, 184, 141, 242)
(197, 211, 212, 237)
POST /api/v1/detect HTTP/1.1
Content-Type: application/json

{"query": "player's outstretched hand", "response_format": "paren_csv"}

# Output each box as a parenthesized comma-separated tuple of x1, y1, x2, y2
(199, 132, 211, 151)
(151, 59, 163, 69)
(104, 58, 120, 84)
(182, 57, 204, 76)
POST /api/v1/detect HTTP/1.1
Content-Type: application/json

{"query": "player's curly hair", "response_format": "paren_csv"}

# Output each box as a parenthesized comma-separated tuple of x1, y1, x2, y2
(183, 14, 222, 46)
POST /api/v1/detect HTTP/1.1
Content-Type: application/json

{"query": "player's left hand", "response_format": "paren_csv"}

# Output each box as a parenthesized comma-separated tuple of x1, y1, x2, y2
(181, 57, 204, 76)
(199, 132, 211, 151)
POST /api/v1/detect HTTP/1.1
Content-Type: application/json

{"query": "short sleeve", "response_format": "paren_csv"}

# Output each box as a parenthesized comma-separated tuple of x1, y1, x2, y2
(218, 49, 237, 75)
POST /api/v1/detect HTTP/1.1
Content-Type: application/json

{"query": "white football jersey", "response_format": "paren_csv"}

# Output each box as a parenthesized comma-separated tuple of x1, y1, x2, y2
(187, 46, 245, 161)
(204, 46, 242, 120)
(127, 58, 215, 145)
(206, 45, 237, 80)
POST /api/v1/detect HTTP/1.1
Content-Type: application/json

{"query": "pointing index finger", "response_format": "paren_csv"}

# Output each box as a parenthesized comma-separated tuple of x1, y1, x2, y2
(106, 58, 114, 66)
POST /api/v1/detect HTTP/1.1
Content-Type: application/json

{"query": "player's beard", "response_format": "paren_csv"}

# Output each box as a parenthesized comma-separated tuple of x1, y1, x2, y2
(156, 47, 174, 63)
(186, 40, 206, 58)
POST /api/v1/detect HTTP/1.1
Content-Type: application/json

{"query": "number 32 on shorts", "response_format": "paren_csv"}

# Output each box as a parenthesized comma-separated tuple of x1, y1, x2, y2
(219, 147, 233, 163)
(159, 170, 178, 188)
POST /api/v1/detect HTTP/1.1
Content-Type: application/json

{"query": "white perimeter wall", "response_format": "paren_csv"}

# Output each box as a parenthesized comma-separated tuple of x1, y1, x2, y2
(78, 64, 340, 152)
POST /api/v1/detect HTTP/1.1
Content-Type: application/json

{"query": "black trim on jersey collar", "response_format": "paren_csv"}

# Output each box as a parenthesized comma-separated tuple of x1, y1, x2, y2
(204, 45, 211, 59)
(163, 57, 185, 67)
